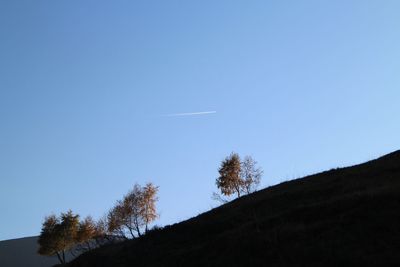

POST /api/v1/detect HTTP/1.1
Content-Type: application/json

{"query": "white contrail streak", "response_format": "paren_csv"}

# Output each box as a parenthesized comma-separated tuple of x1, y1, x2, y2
(163, 111, 217, 117)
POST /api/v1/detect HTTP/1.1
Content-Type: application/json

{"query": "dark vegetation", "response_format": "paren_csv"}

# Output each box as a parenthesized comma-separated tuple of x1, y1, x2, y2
(64, 151, 400, 266)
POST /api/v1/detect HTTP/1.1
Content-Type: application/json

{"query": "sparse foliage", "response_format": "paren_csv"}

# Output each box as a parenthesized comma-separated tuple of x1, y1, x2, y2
(92, 216, 110, 246)
(211, 192, 229, 204)
(75, 216, 97, 252)
(241, 156, 263, 194)
(142, 183, 159, 233)
(107, 182, 159, 239)
(215, 153, 263, 201)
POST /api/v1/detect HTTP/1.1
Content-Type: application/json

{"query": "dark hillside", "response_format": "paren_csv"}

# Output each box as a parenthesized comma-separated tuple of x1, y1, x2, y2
(68, 151, 400, 267)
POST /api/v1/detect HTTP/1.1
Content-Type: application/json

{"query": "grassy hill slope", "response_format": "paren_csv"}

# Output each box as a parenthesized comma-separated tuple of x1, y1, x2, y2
(68, 151, 400, 267)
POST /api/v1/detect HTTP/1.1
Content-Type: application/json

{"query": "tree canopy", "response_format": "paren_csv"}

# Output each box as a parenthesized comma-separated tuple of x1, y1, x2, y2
(215, 153, 263, 200)
(107, 183, 159, 239)
(38, 211, 106, 264)
(38, 211, 79, 264)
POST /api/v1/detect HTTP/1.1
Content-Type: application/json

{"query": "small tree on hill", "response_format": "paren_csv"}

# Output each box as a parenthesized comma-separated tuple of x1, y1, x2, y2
(107, 202, 126, 238)
(107, 182, 159, 239)
(38, 210, 80, 264)
(215, 153, 263, 201)
(38, 214, 64, 263)
(122, 183, 146, 237)
(141, 183, 159, 233)
(241, 156, 263, 194)
(216, 153, 243, 198)
(38, 210, 108, 264)
(75, 216, 97, 252)
(59, 211, 80, 252)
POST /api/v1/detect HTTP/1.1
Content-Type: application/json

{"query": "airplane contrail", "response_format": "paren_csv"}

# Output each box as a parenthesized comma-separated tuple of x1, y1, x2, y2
(163, 111, 217, 117)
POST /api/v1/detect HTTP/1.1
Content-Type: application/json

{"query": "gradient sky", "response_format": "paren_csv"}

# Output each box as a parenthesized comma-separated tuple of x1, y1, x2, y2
(1, 0, 400, 241)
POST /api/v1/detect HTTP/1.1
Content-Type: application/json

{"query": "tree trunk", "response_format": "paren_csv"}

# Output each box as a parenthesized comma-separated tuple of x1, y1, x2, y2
(128, 226, 135, 238)
(86, 241, 92, 251)
(56, 252, 63, 264)
(235, 183, 241, 198)
(62, 250, 66, 264)
(134, 217, 142, 237)
(236, 189, 241, 198)
(136, 225, 142, 237)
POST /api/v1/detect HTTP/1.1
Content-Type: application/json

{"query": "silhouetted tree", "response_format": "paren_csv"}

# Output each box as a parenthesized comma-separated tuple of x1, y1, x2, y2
(215, 153, 263, 201)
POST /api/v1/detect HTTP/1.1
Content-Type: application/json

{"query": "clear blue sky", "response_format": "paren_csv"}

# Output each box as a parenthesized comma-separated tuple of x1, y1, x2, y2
(1, 0, 399, 241)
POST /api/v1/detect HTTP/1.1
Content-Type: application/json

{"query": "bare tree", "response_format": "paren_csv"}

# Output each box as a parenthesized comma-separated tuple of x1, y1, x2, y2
(211, 192, 229, 204)
(241, 156, 263, 194)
